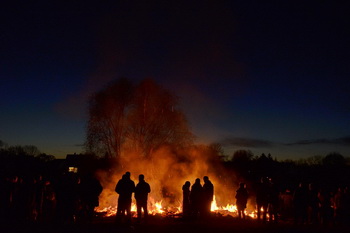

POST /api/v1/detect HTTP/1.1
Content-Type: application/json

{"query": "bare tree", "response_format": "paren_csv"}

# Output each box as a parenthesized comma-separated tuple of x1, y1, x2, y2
(36, 153, 55, 162)
(0, 140, 8, 149)
(86, 78, 193, 158)
(6, 145, 40, 156)
(124, 79, 193, 157)
(22, 145, 41, 156)
(86, 78, 134, 158)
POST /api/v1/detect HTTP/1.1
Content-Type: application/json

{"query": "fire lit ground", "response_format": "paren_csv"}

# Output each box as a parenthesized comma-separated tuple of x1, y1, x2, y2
(95, 195, 254, 218)
(4, 213, 349, 233)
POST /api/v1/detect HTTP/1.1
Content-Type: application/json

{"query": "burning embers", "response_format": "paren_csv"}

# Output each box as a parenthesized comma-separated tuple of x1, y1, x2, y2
(95, 197, 180, 217)
(95, 195, 257, 218)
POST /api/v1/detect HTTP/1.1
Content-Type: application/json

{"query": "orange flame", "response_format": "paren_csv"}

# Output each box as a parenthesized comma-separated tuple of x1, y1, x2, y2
(94, 146, 258, 219)
(96, 195, 257, 218)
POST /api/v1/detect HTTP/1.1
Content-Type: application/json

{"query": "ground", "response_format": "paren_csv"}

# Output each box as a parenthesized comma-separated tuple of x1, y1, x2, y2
(1, 215, 349, 233)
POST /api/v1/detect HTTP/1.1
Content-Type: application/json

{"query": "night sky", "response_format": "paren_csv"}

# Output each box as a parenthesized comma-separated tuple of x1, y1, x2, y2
(1, 1, 349, 159)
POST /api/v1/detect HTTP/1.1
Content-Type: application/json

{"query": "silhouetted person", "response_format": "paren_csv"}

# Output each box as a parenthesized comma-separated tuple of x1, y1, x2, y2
(0, 176, 11, 223)
(334, 187, 345, 226)
(318, 188, 333, 226)
(9, 175, 21, 222)
(34, 175, 45, 222)
(308, 183, 320, 224)
(343, 187, 350, 226)
(79, 174, 103, 223)
(293, 182, 308, 225)
(115, 172, 135, 224)
(279, 189, 293, 220)
(267, 178, 279, 223)
(41, 179, 56, 223)
(55, 173, 80, 224)
(190, 178, 203, 219)
(135, 174, 150, 223)
(202, 176, 214, 218)
(26, 177, 38, 222)
(235, 182, 248, 220)
(14, 176, 27, 222)
(182, 181, 191, 218)
(256, 177, 269, 223)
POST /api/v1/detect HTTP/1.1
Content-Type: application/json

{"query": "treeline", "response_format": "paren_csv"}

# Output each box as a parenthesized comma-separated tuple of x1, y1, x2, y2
(1, 140, 349, 194)
(0, 140, 106, 180)
(0, 141, 56, 178)
(223, 150, 350, 193)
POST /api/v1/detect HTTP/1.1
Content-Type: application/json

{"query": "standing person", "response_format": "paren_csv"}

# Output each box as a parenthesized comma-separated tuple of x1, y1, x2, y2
(202, 176, 214, 218)
(308, 183, 320, 225)
(235, 182, 249, 220)
(343, 187, 350, 226)
(182, 181, 191, 218)
(318, 188, 332, 226)
(0, 176, 11, 223)
(334, 187, 345, 226)
(256, 177, 269, 223)
(134, 174, 151, 223)
(190, 178, 203, 219)
(293, 182, 309, 225)
(267, 178, 280, 223)
(79, 174, 103, 223)
(115, 172, 135, 224)
(57, 173, 80, 224)
(34, 175, 45, 222)
(42, 179, 56, 223)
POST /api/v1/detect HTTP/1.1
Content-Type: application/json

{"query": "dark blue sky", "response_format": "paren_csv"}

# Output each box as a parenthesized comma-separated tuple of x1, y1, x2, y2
(1, 1, 349, 159)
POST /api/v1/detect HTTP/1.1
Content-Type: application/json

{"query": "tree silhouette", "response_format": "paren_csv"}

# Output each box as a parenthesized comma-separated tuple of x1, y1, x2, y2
(124, 79, 193, 157)
(6, 145, 40, 157)
(322, 152, 346, 167)
(0, 140, 6, 149)
(86, 78, 193, 158)
(231, 150, 254, 163)
(86, 78, 134, 158)
(36, 153, 55, 162)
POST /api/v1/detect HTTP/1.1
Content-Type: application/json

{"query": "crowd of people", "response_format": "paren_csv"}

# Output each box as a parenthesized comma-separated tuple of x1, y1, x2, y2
(182, 176, 214, 219)
(290, 182, 350, 226)
(253, 177, 280, 223)
(0, 173, 102, 225)
(233, 177, 350, 226)
(114, 172, 350, 227)
(2, 171, 350, 228)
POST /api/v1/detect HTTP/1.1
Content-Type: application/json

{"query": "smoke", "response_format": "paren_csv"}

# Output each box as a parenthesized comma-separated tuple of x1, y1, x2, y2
(95, 144, 245, 211)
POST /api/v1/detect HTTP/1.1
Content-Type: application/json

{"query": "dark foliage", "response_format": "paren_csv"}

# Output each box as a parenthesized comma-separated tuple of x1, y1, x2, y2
(223, 151, 350, 193)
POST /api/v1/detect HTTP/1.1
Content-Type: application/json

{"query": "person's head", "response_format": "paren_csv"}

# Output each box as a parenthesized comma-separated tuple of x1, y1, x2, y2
(125, 171, 131, 179)
(260, 176, 268, 184)
(139, 174, 145, 181)
(195, 178, 200, 184)
(203, 176, 209, 182)
(309, 183, 315, 190)
(185, 181, 190, 187)
(239, 182, 246, 189)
